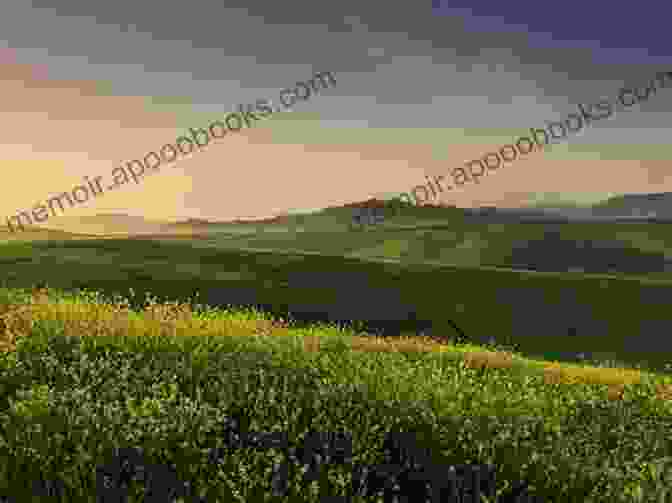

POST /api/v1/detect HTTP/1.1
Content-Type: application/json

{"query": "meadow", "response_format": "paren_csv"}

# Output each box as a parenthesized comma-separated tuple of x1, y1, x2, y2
(0, 203, 671, 501)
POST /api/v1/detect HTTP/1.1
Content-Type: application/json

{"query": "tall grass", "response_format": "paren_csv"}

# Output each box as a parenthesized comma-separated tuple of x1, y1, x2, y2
(1, 284, 672, 501)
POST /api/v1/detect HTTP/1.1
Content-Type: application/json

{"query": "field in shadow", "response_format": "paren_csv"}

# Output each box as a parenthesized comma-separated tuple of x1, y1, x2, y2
(1, 235, 672, 375)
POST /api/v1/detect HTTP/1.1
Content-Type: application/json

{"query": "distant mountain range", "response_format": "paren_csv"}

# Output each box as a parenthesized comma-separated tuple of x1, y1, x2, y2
(334, 193, 672, 222)
(92, 192, 672, 224)
(24, 192, 672, 236)
(589, 192, 672, 216)
(31, 213, 178, 235)
(460, 192, 672, 222)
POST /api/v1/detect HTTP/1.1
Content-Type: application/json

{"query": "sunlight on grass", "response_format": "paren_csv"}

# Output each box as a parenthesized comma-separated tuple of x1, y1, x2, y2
(1, 284, 672, 411)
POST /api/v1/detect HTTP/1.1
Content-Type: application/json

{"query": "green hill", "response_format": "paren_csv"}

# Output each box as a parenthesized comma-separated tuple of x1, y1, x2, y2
(164, 200, 672, 281)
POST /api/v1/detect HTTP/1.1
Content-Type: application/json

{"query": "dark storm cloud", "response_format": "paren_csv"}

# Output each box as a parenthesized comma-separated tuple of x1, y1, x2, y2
(4, 0, 670, 132)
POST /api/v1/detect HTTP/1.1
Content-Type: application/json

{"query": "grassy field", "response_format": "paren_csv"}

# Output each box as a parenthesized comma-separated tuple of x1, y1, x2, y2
(1, 284, 672, 501)
(9, 203, 672, 278)
(147, 205, 672, 280)
(2, 230, 672, 373)
(1, 205, 672, 500)
(171, 207, 672, 272)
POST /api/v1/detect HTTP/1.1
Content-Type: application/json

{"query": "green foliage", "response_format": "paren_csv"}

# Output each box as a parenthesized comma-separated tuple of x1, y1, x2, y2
(9, 383, 53, 418)
(0, 324, 670, 501)
(1, 229, 672, 500)
(3, 235, 672, 373)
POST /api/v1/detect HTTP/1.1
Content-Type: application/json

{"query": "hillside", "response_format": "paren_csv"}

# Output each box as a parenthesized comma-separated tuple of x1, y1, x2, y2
(8, 195, 672, 280)
(590, 192, 672, 217)
(151, 198, 672, 280)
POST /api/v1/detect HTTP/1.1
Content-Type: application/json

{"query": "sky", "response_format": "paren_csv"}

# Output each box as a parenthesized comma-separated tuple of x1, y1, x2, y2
(1, 0, 671, 227)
